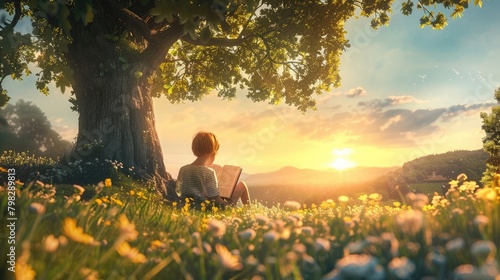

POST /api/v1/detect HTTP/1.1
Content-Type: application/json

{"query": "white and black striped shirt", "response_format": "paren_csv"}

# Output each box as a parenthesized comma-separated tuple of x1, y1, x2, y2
(177, 165, 220, 201)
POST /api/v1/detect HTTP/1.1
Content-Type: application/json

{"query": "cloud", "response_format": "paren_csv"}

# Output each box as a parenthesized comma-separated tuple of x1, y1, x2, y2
(359, 95, 427, 111)
(440, 102, 495, 122)
(345, 87, 367, 98)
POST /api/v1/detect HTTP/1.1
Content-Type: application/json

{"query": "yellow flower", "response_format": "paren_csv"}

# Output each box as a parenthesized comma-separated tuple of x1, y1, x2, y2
(128, 190, 135, 196)
(149, 240, 166, 250)
(116, 241, 147, 263)
(476, 187, 497, 201)
(0, 167, 8, 173)
(338, 195, 349, 202)
(393, 201, 401, 208)
(62, 218, 98, 245)
(215, 243, 242, 271)
(104, 178, 112, 187)
(117, 214, 138, 241)
(172, 202, 178, 207)
(15, 262, 36, 280)
(95, 199, 103, 206)
(111, 197, 123, 206)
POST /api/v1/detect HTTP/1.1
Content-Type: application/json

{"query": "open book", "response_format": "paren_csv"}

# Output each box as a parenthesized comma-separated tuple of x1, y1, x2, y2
(210, 164, 242, 199)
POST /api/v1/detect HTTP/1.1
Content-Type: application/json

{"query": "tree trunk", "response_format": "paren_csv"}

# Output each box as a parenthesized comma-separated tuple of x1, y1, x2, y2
(72, 67, 172, 186)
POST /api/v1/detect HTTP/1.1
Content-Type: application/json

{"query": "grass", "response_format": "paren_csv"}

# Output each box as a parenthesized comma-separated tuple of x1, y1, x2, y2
(1, 156, 499, 279)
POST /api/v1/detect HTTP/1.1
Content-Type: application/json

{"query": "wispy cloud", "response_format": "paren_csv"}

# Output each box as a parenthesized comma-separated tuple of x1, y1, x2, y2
(359, 95, 427, 111)
(345, 87, 367, 98)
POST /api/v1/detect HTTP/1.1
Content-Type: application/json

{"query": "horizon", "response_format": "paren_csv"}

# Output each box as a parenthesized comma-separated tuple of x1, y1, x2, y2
(3, 1, 500, 178)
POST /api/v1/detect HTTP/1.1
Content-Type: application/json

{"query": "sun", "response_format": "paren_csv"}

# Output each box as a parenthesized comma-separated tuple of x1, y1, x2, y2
(329, 157, 356, 170)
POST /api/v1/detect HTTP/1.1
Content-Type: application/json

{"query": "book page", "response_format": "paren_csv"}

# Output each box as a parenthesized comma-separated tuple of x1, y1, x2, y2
(217, 165, 242, 198)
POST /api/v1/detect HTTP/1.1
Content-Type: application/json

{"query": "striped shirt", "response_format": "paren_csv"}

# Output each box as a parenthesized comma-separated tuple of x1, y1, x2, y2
(177, 165, 220, 201)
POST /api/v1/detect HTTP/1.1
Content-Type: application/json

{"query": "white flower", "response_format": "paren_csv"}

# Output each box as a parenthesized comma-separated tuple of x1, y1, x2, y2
(284, 200, 301, 211)
(388, 257, 415, 279)
(335, 254, 378, 277)
(238, 228, 256, 241)
(395, 210, 424, 235)
(263, 230, 279, 244)
(471, 240, 497, 259)
(315, 238, 331, 252)
(208, 219, 226, 238)
(445, 237, 465, 253)
(474, 215, 490, 227)
(44, 235, 59, 252)
(29, 202, 46, 215)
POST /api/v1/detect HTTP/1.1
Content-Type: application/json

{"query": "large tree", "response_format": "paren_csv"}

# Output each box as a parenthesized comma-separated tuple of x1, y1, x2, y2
(0, 0, 480, 192)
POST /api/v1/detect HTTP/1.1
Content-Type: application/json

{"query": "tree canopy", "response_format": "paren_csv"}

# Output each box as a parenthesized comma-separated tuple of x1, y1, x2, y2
(1, 0, 481, 111)
(0, 99, 73, 158)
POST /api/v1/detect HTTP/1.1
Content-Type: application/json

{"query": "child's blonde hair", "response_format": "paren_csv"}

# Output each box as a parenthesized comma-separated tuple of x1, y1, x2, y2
(192, 131, 219, 157)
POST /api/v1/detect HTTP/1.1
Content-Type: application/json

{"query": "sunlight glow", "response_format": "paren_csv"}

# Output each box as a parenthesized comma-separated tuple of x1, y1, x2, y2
(329, 157, 356, 170)
(332, 148, 353, 157)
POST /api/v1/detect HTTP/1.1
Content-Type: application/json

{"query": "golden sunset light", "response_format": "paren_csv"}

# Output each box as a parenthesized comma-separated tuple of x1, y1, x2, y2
(329, 157, 356, 170)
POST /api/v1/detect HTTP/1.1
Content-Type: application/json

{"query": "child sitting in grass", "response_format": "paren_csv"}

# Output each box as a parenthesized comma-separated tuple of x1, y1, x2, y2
(176, 131, 250, 207)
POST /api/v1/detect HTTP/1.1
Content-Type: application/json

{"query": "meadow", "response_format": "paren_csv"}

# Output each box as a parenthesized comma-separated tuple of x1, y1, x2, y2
(1, 154, 500, 280)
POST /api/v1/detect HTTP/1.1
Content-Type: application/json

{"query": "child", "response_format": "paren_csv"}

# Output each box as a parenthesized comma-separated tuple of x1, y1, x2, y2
(176, 131, 251, 207)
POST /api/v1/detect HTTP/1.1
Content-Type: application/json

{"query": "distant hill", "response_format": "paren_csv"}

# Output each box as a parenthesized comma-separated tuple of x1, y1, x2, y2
(376, 149, 488, 199)
(245, 149, 489, 206)
(244, 166, 399, 187)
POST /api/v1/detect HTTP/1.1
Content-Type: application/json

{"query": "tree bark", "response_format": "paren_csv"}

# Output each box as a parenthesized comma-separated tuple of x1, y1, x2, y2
(64, 11, 181, 197)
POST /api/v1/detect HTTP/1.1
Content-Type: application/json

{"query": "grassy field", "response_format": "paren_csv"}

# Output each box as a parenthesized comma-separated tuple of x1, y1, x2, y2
(1, 163, 500, 279)
(408, 182, 448, 196)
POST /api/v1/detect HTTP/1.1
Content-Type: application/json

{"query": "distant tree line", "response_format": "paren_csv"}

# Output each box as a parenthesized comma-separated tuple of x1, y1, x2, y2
(0, 100, 72, 158)
(376, 150, 488, 199)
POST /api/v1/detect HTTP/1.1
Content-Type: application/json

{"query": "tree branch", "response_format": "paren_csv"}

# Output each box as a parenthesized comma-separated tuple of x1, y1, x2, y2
(0, 0, 22, 37)
(181, 35, 247, 47)
(100, 0, 157, 42)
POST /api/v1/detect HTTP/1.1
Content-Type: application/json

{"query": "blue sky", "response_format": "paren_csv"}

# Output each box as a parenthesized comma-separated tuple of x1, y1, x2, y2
(4, 0, 500, 176)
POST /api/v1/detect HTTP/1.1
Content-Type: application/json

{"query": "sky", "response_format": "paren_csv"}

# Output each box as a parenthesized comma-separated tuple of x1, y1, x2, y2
(4, 0, 500, 177)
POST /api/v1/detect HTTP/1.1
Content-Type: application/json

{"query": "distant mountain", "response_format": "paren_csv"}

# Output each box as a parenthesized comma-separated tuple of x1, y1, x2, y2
(244, 149, 489, 206)
(244, 165, 399, 187)
(377, 149, 489, 199)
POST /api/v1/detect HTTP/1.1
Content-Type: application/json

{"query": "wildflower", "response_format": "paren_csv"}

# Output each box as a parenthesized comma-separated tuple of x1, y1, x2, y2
(128, 190, 135, 196)
(300, 226, 315, 236)
(255, 214, 270, 225)
(445, 237, 465, 253)
(16, 262, 36, 280)
(263, 230, 280, 244)
(395, 209, 424, 235)
(471, 240, 497, 259)
(150, 240, 166, 250)
(358, 194, 368, 202)
(110, 197, 123, 206)
(80, 268, 99, 280)
(474, 215, 490, 227)
(476, 187, 497, 201)
(284, 200, 301, 211)
(63, 218, 99, 245)
(369, 193, 382, 201)
(116, 241, 147, 263)
(393, 201, 401, 208)
(388, 257, 415, 279)
(73, 185, 85, 195)
(315, 238, 331, 252)
(0, 167, 8, 173)
(29, 202, 46, 215)
(338, 195, 349, 202)
(215, 243, 243, 271)
(238, 228, 256, 241)
(335, 254, 378, 278)
(117, 214, 138, 241)
(44, 235, 59, 252)
(457, 173, 468, 181)
(95, 198, 103, 206)
(208, 219, 226, 238)
(104, 178, 112, 187)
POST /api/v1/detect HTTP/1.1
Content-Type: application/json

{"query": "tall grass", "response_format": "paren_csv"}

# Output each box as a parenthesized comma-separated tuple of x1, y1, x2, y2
(0, 164, 499, 279)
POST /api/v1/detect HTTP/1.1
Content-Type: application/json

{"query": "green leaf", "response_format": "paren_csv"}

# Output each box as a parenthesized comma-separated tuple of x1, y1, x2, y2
(474, 0, 483, 8)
